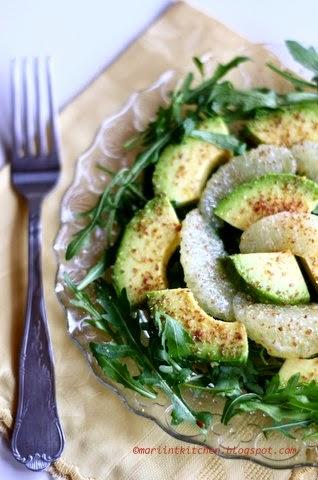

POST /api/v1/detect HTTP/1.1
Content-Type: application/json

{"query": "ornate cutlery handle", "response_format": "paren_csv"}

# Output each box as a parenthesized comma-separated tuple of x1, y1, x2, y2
(11, 199, 64, 471)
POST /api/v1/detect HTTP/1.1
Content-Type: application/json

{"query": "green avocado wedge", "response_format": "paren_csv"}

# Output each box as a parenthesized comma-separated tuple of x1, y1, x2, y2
(215, 173, 318, 230)
(153, 117, 230, 206)
(113, 195, 180, 305)
(246, 103, 318, 147)
(147, 288, 248, 364)
(228, 252, 310, 305)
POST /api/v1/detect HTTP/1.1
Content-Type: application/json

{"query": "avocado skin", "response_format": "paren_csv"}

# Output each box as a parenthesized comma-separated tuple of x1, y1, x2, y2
(147, 288, 248, 365)
(246, 103, 318, 147)
(153, 117, 230, 206)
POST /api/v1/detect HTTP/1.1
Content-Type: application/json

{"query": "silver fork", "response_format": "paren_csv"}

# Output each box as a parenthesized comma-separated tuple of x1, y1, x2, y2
(10, 58, 64, 471)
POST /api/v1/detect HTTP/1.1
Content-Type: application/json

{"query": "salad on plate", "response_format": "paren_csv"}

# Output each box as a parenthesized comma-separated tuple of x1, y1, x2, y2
(62, 40, 318, 441)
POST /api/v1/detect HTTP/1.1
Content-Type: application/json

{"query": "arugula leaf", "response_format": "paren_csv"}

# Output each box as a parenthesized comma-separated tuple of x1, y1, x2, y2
(209, 56, 250, 84)
(170, 390, 199, 425)
(96, 163, 147, 203)
(94, 281, 139, 343)
(183, 343, 281, 398)
(66, 134, 171, 260)
(77, 257, 106, 290)
(303, 428, 318, 441)
(185, 372, 242, 397)
(65, 168, 127, 260)
(222, 393, 260, 425)
(221, 372, 318, 437)
(91, 342, 140, 361)
(286, 40, 318, 76)
(159, 380, 212, 428)
(138, 367, 161, 386)
(77, 244, 118, 290)
(189, 129, 246, 155)
(264, 374, 280, 396)
(178, 72, 194, 104)
(267, 63, 318, 89)
(195, 411, 213, 430)
(282, 91, 318, 104)
(169, 392, 212, 429)
(263, 420, 312, 437)
(90, 343, 156, 399)
(193, 56, 205, 76)
(186, 56, 250, 103)
(156, 311, 194, 360)
(210, 81, 279, 112)
(64, 273, 116, 337)
(184, 382, 240, 395)
(65, 224, 92, 261)
(239, 401, 289, 422)
(267, 41, 318, 96)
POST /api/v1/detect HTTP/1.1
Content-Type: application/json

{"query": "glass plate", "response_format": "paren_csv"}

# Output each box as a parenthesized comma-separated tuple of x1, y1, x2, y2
(54, 44, 318, 469)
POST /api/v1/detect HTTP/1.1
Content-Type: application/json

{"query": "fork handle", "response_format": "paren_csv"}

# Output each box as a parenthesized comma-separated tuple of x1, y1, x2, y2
(11, 198, 64, 471)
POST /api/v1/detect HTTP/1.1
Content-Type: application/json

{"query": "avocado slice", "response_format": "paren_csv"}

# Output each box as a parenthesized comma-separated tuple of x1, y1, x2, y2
(153, 117, 230, 206)
(233, 294, 318, 358)
(215, 173, 318, 230)
(229, 252, 310, 305)
(147, 288, 248, 364)
(199, 145, 296, 227)
(240, 212, 318, 258)
(180, 209, 237, 321)
(113, 195, 180, 305)
(279, 358, 318, 384)
(247, 103, 318, 147)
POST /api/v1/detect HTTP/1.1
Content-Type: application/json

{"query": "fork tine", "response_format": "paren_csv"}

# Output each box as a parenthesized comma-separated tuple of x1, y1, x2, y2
(11, 57, 60, 164)
(22, 58, 32, 156)
(34, 58, 46, 156)
(10, 58, 19, 158)
(46, 58, 59, 154)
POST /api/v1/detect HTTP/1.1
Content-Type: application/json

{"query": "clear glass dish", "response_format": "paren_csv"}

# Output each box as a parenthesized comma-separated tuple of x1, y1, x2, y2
(54, 43, 318, 469)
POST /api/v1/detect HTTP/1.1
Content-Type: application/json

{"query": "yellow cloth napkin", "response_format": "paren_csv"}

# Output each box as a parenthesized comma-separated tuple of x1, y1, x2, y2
(0, 2, 317, 479)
